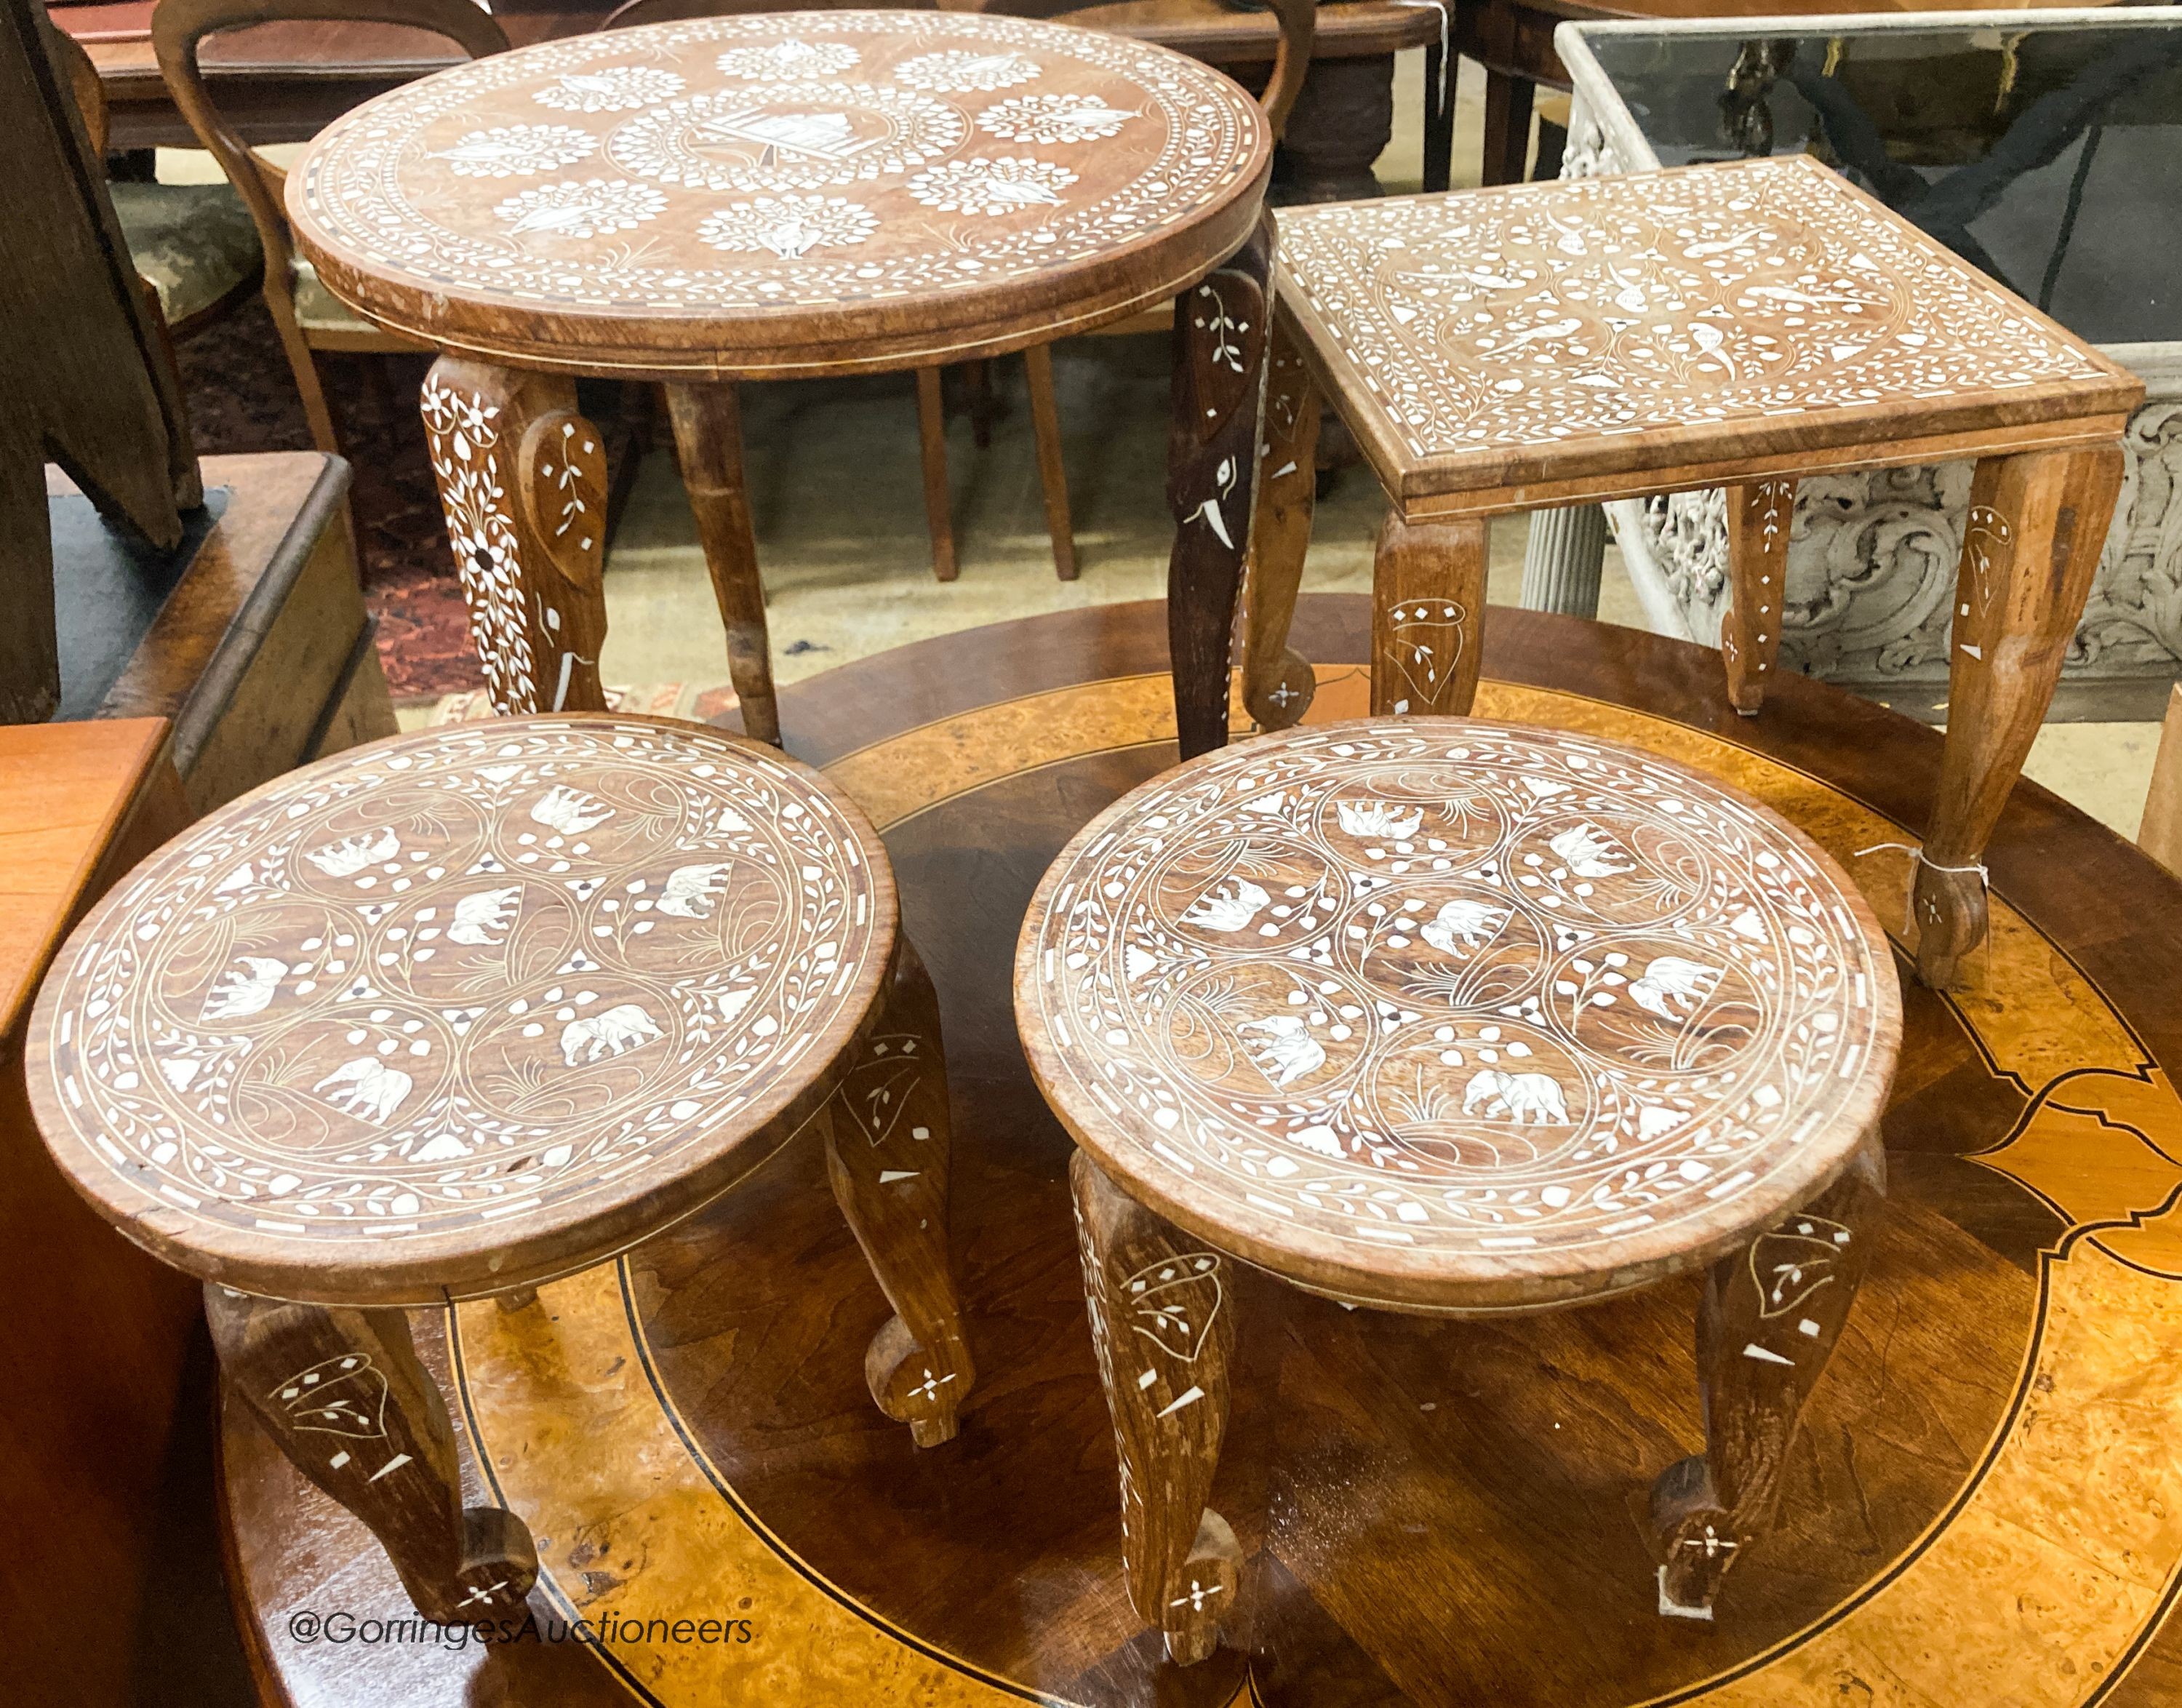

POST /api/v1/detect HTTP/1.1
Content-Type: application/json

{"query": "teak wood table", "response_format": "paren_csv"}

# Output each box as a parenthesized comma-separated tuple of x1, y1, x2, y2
(1017, 715, 1902, 1660)
(1227, 153, 2143, 989)
(25, 714, 976, 1623)
(282, 7, 1302, 752)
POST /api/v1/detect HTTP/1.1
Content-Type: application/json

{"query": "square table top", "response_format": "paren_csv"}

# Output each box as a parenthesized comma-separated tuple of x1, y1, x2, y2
(1564, 11, 2182, 353)
(1273, 153, 2142, 515)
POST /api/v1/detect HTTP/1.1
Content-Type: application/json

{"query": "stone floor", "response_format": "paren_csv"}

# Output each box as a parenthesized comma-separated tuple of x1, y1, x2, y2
(178, 49, 2160, 841)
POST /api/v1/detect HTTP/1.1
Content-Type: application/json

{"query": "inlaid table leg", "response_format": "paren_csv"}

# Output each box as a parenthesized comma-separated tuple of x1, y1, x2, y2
(1238, 299, 1321, 733)
(1372, 510, 1490, 717)
(664, 381, 782, 746)
(205, 1287, 537, 1625)
(1072, 1152, 1241, 1667)
(1167, 209, 1275, 760)
(824, 935, 976, 1448)
(421, 357, 609, 717)
(1649, 1135, 1886, 1619)
(1719, 478, 1798, 715)
(1914, 444, 2124, 986)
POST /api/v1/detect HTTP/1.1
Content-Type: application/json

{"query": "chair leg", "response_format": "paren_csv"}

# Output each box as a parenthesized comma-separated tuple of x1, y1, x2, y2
(915, 368, 959, 583)
(1024, 344, 1077, 581)
(265, 289, 343, 455)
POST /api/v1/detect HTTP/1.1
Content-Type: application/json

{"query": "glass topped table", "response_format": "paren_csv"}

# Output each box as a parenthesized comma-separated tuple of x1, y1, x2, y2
(1543, 7, 2182, 719)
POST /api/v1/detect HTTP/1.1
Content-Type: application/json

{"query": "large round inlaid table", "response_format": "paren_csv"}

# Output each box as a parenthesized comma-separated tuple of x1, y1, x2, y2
(283, 8, 1297, 753)
(25, 714, 976, 1624)
(1016, 717, 1901, 1660)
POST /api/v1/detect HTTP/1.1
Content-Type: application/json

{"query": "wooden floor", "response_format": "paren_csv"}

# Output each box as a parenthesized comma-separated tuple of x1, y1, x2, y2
(223, 599, 2182, 1707)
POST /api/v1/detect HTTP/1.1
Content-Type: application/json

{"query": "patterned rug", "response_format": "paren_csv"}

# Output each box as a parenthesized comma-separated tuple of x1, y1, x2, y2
(175, 298, 487, 701)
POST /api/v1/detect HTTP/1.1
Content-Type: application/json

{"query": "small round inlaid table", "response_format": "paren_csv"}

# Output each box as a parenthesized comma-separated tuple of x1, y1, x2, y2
(1015, 717, 1901, 1661)
(25, 714, 975, 1624)
(282, 8, 1298, 753)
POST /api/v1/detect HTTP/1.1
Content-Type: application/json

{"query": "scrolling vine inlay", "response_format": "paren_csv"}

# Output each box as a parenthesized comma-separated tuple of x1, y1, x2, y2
(289, 12, 1261, 322)
(33, 720, 887, 1258)
(1020, 719, 1898, 1309)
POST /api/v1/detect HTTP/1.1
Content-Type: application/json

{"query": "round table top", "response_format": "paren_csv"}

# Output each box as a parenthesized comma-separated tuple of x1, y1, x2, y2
(1015, 717, 1901, 1314)
(284, 9, 1271, 380)
(27, 716, 894, 1306)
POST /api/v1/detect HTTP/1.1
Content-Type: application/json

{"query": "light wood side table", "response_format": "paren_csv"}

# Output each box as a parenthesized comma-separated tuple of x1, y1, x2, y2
(26, 714, 975, 1622)
(283, 7, 1308, 755)
(1228, 154, 2143, 987)
(1017, 716, 1901, 1660)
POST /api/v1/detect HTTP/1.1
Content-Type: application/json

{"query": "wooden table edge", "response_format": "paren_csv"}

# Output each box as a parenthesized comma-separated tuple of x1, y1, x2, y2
(1010, 711, 1904, 1316)
(22, 713, 900, 1309)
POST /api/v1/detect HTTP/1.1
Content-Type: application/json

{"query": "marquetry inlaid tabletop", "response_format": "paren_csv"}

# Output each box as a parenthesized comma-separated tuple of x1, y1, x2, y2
(27, 717, 894, 1306)
(284, 9, 1271, 378)
(1016, 718, 1901, 1313)
(1274, 154, 2138, 506)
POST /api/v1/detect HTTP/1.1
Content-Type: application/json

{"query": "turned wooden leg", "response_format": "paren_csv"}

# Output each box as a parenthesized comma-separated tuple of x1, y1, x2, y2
(1024, 343, 1078, 582)
(1719, 478, 1797, 716)
(824, 935, 975, 1448)
(421, 358, 610, 716)
(1372, 509, 1490, 717)
(1238, 299, 1322, 733)
(913, 367, 959, 584)
(1649, 1136, 1885, 1619)
(1072, 1152, 1240, 1667)
(663, 381, 781, 746)
(1914, 444, 2123, 987)
(1167, 209, 1275, 761)
(205, 1287, 537, 1624)
(1482, 70, 1535, 186)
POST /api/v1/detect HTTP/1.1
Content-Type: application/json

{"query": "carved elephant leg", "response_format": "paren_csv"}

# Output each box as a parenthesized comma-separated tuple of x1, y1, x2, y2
(1914, 444, 2123, 986)
(421, 358, 610, 716)
(824, 935, 975, 1447)
(1372, 509, 1489, 718)
(1649, 1135, 1885, 1619)
(1167, 210, 1275, 761)
(205, 1287, 537, 1625)
(1237, 299, 1322, 733)
(1073, 1152, 1240, 1667)
(1719, 478, 1797, 715)
(664, 381, 782, 746)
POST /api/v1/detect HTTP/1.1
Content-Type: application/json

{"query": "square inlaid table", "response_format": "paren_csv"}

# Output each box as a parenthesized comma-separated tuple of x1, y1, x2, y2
(1549, 8, 2182, 721)
(1224, 153, 2143, 989)
(281, 7, 1308, 754)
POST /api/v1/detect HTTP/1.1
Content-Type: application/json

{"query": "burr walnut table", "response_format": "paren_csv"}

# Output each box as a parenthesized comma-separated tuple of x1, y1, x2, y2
(282, 9, 1289, 753)
(1228, 153, 2143, 989)
(23, 714, 975, 1624)
(1018, 715, 1901, 1660)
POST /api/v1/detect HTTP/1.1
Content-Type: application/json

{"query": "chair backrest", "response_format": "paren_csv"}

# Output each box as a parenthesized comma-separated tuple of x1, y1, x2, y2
(151, 0, 510, 282)
(1252, 0, 1315, 138)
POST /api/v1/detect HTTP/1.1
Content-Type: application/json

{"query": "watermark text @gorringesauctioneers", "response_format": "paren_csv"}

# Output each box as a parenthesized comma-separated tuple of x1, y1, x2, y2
(285, 1608, 758, 1651)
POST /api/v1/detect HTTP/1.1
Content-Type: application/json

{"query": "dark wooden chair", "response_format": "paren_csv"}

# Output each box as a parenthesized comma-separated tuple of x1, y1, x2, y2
(50, 23, 260, 339)
(599, 0, 1079, 583)
(151, 0, 511, 453)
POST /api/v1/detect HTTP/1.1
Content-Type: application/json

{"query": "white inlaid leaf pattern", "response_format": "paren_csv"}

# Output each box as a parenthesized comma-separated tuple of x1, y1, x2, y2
(532, 65, 686, 113)
(493, 178, 668, 239)
(906, 156, 1076, 217)
(1274, 158, 2114, 462)
(433, 123, 598, 178)
(36, 721, 886, 1248)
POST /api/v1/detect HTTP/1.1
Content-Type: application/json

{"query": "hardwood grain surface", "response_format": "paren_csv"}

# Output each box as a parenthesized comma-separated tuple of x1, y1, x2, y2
(26, 714, 898, 1304)
(218, 599, 2182, 1707)
(285, 10, 1274, 378)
